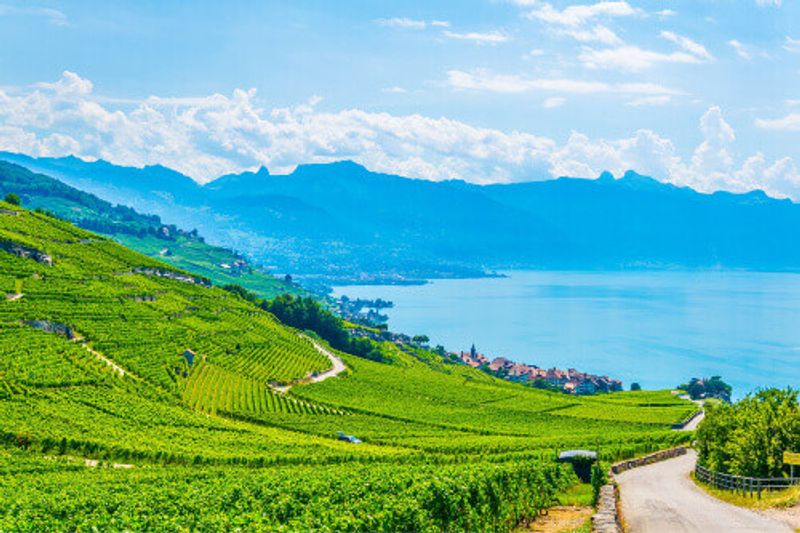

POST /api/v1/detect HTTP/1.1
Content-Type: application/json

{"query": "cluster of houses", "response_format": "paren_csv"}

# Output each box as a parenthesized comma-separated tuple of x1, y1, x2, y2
(457, 345, 623, 395)
(219, 259, 251, 275)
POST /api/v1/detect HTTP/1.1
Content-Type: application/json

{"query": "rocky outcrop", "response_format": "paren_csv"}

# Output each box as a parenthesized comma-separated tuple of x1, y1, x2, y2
(0, 240, 52, 265)
(24, 320, 76, 340)
(131, 267, 210, 287)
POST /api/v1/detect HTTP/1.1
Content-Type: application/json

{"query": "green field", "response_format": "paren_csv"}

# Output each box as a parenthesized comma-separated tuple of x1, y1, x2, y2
(0, 203, 694, 530)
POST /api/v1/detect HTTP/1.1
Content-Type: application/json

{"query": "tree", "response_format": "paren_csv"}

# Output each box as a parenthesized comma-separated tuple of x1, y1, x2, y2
(679, 376, 732, 402)
(630, 382, 642, 391)
(412, 335, 429, 345)
(696, 388, 799, 477)
(3, 192, 20, 206)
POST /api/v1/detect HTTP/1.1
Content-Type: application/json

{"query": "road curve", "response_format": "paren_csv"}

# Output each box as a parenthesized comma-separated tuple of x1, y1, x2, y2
(273, 335, 347, 393)
(617, 449, 792, 533)
(677, 410, 705, 431)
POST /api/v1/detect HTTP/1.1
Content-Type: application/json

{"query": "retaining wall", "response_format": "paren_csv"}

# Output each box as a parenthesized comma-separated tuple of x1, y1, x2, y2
(611, 446, 687, 475)
(591, 446, 689, 532)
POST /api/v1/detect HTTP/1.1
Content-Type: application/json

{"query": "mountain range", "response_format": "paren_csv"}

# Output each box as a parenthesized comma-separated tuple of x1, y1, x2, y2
(2, 151, 799, 284)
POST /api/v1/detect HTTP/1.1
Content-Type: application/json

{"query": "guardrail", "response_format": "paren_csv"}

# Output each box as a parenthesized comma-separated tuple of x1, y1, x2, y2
(695, 463, 800, 498)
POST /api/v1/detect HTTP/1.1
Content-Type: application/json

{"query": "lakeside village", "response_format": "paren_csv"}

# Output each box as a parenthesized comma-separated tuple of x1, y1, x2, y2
(456, 344, 624, 395)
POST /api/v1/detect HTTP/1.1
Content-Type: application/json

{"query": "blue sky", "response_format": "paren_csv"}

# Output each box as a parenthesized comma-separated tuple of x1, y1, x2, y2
(1, 0, 799, 198)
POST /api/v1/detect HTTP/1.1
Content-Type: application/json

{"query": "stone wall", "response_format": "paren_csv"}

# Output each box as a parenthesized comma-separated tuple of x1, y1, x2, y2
(611, 446, 688, 475)
(591, 484, 621, 533)
(592, 446, 690, 532)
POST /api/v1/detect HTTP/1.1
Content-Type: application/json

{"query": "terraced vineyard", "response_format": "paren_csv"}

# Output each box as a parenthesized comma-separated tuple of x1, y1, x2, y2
(0, 202, 696, 530)
(182, 361, 339, 416)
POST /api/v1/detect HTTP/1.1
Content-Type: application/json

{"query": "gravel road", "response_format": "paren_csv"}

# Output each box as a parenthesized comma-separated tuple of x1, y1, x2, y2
(617, 449, 793, 533)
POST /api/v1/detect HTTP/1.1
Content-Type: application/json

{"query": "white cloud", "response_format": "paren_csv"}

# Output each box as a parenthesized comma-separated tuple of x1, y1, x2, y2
(754, 113, 800, 131)
(660, 31, 713, 62)
(579, 31, 712, 71)
(579, 45, 704, 70)
(627, 95, 671, 107)
(548, 129, 677, 180)
(446, 69, 682, 95)
(543, 97, 566, 108)
(34, 70, 94, 95)
(382, 86, 408, 94)
(375, 17, 427, 29)
(526, 48, 545, 58)
(756, 0, 781, 6)
(558, 24, 622, 45)
(689, 106, 736, 183)
(2, 72, 800, 200)
(734, 154, 800, 199)
(375, 17, 451, 30)
(524, 1, 639, 27)
(728, 40, 751, 60)
(549, 106, 800, 199)
(0, 5, 67, 26)
(442, 30, 510, 44)
(655, 9, 676, 17)
(784, 36, 800, 54)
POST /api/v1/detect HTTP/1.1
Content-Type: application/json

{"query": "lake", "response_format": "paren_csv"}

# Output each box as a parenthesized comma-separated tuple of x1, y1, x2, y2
(333, 271, 800, 396)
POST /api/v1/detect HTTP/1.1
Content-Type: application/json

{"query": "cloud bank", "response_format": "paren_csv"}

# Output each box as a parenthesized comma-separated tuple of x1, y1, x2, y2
(1, 71, 799, 200)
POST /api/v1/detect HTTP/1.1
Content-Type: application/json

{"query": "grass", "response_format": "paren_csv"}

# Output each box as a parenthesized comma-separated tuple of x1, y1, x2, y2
(693, 474, 800, 510)
(555, 482, 595, 507)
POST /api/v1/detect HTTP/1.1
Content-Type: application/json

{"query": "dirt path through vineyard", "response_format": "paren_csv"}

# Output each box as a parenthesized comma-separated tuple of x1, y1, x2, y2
(273, 335, 346, 393)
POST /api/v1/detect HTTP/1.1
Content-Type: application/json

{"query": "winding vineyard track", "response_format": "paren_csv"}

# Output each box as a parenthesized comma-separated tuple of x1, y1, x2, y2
(304, 336, 347, 384)
(79, 341, 133, 379)
(273, 335, 346, 393)
(617, 449, 793, 533)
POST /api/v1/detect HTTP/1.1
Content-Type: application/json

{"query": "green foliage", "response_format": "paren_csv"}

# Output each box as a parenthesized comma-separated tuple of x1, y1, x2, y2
(261, 293, 386, 362)
(679, 376, 732, 401)
(696, 388, 800, 477)
(0, 453, 575, 532)
(3, 193, 20, 206)
(591, 461, 607, 505)
(630, 382, 641, 391)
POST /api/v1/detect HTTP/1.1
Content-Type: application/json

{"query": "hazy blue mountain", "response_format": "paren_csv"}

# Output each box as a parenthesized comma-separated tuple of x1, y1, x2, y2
(3, 152, 800, 282)
(0, 160, 302, 298)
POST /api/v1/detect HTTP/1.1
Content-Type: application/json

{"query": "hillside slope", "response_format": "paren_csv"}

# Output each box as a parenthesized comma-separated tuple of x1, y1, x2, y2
(0, 160, 302, 298)
(0, 204, 694, 529)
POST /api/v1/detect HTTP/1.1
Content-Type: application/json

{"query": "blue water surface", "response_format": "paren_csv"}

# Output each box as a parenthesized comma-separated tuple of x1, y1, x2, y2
(333, 271, 800, 397)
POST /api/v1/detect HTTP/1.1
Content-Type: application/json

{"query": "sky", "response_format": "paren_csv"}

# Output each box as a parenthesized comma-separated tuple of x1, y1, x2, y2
(1, 0, 799, 198)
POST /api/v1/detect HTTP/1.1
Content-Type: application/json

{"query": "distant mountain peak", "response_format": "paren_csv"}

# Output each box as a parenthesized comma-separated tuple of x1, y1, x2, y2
(597, 170, 615, 181)
(292, 160, 370, 177)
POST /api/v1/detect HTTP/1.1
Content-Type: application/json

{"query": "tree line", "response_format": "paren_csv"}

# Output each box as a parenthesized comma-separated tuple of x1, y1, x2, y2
(223, 285, 386, 362)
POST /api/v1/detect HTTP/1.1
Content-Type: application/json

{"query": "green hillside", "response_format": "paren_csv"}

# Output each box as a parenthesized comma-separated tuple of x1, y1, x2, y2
(0, 160, 304, 299)
(0, 203, 694, 530)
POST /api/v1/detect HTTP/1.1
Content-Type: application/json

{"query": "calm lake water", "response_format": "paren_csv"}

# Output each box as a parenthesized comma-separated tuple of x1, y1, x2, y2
(333, 271, 800, 396)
